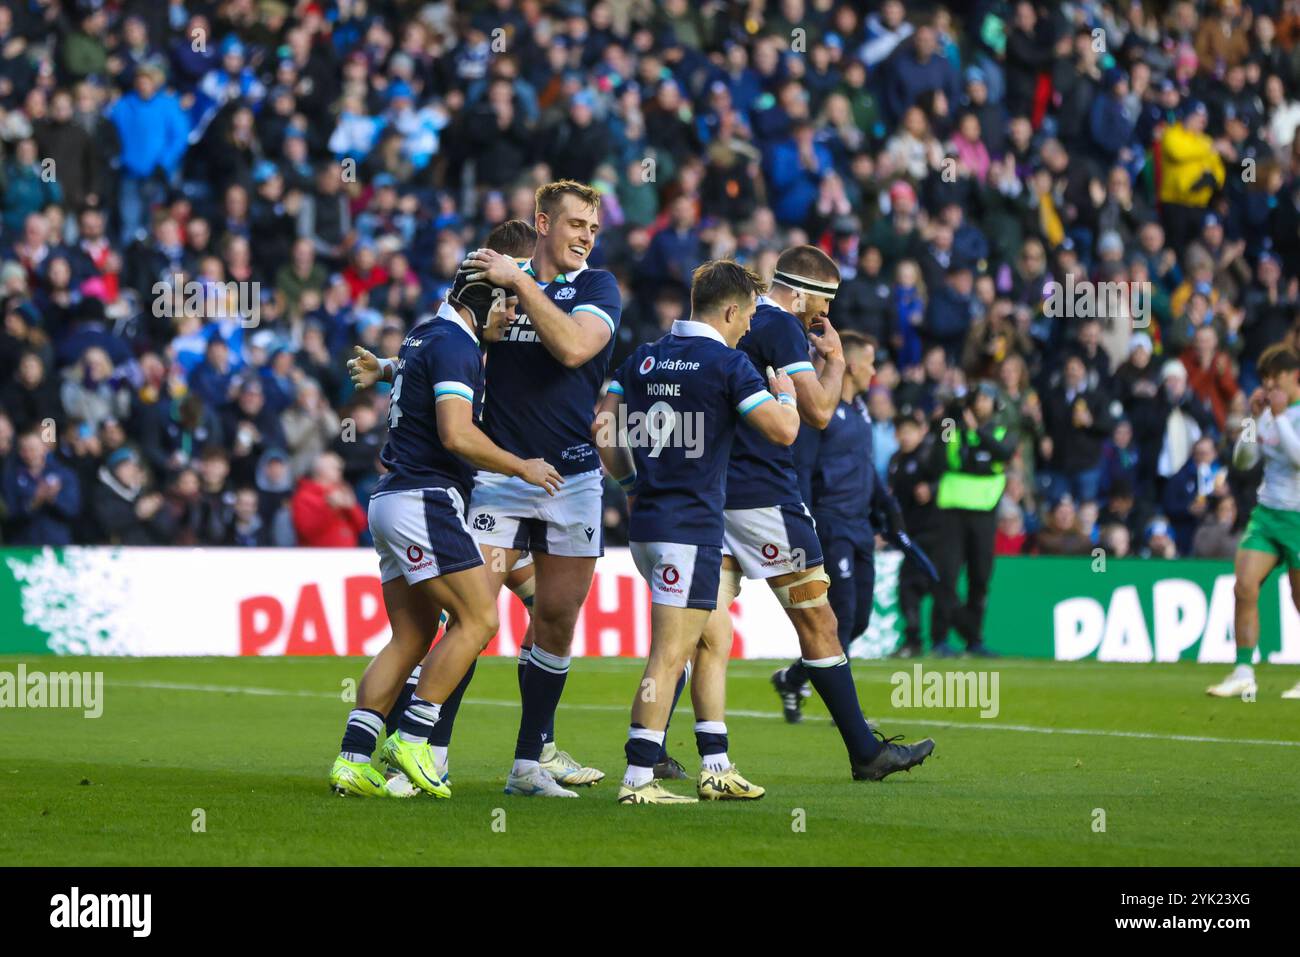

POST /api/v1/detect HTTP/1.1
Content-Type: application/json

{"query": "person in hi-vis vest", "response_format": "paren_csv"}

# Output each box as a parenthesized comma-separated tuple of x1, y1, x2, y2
(929, 381, 1017, 656)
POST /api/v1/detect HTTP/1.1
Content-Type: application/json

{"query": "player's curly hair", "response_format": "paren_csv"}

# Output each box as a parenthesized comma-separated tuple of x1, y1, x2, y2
(690, 259, 767, 315)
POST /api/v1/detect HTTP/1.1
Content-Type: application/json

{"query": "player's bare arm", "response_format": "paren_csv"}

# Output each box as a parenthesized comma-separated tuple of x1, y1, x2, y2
(436, 397, 563, 495)
(793, 316, 846, 429)
(464, 247, 611, 368)
(592, 388, 635, 482)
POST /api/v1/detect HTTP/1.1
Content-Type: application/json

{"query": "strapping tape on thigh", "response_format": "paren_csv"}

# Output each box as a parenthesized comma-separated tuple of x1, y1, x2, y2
(772, 567, 831, 608)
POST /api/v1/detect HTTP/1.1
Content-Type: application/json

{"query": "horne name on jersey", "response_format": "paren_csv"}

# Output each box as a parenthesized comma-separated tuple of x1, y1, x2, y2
(610, 320, 768, 546)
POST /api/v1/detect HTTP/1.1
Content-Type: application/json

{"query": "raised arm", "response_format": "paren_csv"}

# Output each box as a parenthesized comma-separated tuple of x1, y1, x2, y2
(463, 248, 612, 368)
(792, 317, 846, 429)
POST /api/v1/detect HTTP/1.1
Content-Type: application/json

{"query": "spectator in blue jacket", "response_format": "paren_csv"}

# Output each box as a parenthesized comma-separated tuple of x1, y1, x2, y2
(1089, 67, 1139, 169)
(884, 24, 959, 126)
(638, 195, 704, 293)
(3, 431, 81, 545)
(110, 62, 190, 241)
(188, 338, 237, 410)
(765, 121, 833, 226)
(925, 264, 976, 363)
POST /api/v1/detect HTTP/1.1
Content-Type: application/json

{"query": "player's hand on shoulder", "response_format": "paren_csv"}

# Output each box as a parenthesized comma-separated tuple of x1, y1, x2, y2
(519, 457, 564, 496)
(463, 247, 523, 288)
(348, 346, 383, 389)
(767, 365, 795, 399)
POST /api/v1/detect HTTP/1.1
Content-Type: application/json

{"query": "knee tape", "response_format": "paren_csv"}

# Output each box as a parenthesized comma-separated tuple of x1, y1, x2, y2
(717, 565, 744, 609)
(772, 567, 831, 609)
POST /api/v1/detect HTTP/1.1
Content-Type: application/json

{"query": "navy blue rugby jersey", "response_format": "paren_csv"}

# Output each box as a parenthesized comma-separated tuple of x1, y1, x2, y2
(609, 320, 770, 546)
(482, 260, 621, 476)
(800, 395, 876, 522)
(373, 303, 483, 500)
(724, 296, 815, 509)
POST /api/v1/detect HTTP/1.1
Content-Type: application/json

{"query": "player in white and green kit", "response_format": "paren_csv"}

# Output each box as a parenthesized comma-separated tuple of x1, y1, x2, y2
(1209, 343, 1300, 700)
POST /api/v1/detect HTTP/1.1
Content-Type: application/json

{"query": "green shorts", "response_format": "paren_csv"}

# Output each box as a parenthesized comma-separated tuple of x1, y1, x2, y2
(1240, 505, 1300, 570)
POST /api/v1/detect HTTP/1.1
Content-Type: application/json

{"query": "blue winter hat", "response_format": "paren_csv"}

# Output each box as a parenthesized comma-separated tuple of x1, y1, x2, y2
(221, 36, 246, 58)
(253, 160, 280, 184)
(106, 447, 137, 470)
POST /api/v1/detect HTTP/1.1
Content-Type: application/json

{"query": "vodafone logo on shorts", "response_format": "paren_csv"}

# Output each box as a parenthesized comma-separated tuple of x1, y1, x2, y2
(639, 356, 655, 375)
(759, 542, 787, 569)
(406, 543, 433, 573)
(658, 563, 684, 595)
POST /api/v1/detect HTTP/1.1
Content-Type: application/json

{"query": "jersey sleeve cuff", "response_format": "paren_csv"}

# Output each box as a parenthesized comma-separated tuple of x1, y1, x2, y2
(782, 361, 815, 376)
(737, 390, 772, 416)
(572, 303, 617, 335)
(607, 380, 624, 395)
(434, 380, 475, 403)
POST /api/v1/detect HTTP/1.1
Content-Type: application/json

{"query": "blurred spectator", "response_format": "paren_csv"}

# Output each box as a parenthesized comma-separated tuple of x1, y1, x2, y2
(1041, 353, 1115, 504)
(1192, 494, 1241, 559)
(91, 447, 174, 545)
(1033, 496, 1092, 556)
(291, 452, 366, 547)
(3, 432, 80, 545)
(1163, 436, 1228, 555)
(2, 352, 60, 434)
(110, 62, 190, 242)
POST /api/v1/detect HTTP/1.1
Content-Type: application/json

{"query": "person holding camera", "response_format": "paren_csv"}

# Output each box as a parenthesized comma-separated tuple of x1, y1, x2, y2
(929, 381, 1017, 656)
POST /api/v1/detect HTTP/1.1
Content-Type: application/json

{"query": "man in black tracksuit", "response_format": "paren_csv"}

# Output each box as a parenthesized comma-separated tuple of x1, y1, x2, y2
(887, 413, 943, 657)
(780, 333, 900, 702)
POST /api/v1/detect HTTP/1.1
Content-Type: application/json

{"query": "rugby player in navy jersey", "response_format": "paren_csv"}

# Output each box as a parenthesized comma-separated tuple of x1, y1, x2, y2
(594, 260, 801, 804)
(779, 332, 913, 703)
(348, 221, 561, 791)
(328, 251, 562, 799)
(696, 245, 934, 782)
(455, 180, 624, 797)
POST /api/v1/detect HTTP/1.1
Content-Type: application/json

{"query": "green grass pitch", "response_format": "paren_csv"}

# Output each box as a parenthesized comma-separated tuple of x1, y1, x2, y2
(1, 655, 1297, 866)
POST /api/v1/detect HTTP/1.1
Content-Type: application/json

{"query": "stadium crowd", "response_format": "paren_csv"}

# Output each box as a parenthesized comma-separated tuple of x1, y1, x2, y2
(0, 0, 1296, 560)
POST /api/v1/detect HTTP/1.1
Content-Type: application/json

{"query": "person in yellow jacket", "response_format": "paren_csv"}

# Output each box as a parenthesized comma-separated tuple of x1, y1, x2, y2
(1159, 100, 1226, 249)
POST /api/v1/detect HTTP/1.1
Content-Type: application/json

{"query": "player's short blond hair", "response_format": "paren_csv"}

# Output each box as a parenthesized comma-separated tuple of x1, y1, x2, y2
(535, 180, 601, 219)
